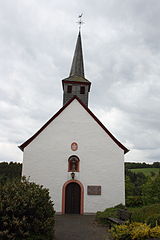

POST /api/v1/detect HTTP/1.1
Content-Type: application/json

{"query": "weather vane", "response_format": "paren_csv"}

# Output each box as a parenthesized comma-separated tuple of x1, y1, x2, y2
(77, 13, 84, 30)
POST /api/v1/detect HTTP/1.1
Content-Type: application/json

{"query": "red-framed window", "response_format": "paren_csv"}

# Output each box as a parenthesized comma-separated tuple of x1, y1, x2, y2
(68, 156, 80, 172)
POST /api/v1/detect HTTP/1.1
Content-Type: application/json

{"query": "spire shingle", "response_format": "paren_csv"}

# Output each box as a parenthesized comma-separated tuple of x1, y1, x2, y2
(69, 31, 84, 77)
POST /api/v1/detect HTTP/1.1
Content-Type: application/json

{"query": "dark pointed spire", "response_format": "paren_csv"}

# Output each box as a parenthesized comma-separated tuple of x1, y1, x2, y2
(62, 29, 91, 106)
(69, 31, 85, 77)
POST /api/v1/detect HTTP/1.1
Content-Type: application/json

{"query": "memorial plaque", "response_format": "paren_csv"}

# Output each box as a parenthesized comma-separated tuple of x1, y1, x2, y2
(87, 186, 101, 195)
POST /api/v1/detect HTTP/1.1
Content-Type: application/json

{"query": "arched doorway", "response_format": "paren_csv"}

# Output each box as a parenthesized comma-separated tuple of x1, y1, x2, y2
(62, 180, 84, 214)
(65, 182, 80, 214)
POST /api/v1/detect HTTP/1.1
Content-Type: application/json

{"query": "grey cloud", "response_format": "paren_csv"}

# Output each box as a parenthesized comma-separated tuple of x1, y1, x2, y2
(0, 0, 160, 163)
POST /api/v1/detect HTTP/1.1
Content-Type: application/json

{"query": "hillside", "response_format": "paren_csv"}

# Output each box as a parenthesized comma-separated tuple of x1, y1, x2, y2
(130, 168, 160, 176)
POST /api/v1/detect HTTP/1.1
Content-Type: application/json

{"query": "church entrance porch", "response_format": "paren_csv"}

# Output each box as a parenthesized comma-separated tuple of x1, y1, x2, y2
(62, 180, 84, 214)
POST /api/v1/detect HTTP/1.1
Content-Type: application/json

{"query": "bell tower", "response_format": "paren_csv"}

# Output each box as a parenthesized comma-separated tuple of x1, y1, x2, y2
(62, 31, 91, 106)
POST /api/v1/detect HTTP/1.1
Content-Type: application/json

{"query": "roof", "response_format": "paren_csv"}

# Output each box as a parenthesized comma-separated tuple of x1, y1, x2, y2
(62, 75, 90, 83)
(19, 96, 129, 154)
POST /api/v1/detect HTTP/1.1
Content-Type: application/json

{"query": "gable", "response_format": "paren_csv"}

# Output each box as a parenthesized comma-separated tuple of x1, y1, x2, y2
(19, 96, 129, 154)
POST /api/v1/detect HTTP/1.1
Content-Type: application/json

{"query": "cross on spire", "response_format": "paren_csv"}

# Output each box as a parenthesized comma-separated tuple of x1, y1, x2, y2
(77, 13, 84, 31)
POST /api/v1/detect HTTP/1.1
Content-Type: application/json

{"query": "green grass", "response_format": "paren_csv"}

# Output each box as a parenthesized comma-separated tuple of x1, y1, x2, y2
(130, 168, 160, 176)
(128, 204, 160, 222)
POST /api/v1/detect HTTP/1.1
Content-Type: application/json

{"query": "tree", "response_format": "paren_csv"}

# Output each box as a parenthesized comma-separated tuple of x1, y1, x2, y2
(125, 176, 135, 197)
(152, 162, 160, 168)
(0, 162, 22, 184)
(125, 169, 147, 196)
(142, 174, 160, 205)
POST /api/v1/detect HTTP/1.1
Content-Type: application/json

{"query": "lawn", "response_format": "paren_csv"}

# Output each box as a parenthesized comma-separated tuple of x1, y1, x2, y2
(130, 168, 160, 176)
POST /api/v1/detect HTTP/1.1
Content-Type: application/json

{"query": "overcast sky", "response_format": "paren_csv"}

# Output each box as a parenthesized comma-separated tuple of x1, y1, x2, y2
(0, 0, 160, 163)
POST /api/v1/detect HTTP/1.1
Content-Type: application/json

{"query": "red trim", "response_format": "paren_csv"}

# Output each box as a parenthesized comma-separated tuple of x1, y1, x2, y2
(19, 96, 129, 154)
(62, 180, 84, 214)
(62, 80, 91, 85)
(19, 97, 77, 151)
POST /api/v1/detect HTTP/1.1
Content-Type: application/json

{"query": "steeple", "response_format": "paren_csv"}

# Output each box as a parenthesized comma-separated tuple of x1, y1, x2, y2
(70, 31, 85, 77)
(62, 31, 91, 107)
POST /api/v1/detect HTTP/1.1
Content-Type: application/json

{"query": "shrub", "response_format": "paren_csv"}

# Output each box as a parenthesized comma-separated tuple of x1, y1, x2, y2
(111, 222, 153, 240)
(146, 214, 160, 227)
(130, 207, 146, 223)
(130, 222, 150, 239)
(150, 226, 160, 238)
(0, 178, 55, 240)
(96, 208, 117, 224)
(96, 204, 125, 224)
(130, 204, 160, 223)
(126, 196, 143, 207)
(111, 224, 131, 240)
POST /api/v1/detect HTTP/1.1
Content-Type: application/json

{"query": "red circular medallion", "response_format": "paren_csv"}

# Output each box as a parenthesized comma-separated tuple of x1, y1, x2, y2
(71, 142, 78, 151)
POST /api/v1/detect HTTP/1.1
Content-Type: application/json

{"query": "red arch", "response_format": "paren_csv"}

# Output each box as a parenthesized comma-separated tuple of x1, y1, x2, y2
(62, 180, 84, 214)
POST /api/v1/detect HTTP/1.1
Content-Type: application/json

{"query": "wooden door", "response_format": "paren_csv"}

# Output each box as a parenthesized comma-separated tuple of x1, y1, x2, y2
(65, 182, 81, 214)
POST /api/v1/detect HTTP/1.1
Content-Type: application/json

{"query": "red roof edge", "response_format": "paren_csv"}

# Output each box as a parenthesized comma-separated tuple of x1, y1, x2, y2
(75, 97, 129, 154)
(18, 96, 77, 151)
(19, 96, 129, 154)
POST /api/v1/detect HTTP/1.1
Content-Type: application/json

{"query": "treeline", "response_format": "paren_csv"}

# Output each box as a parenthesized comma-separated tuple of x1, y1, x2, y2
(1, 161, 160, 183)
(0, 162, 22, 184)
(125, 162, 160, 169)
(125, 166, 160, 207)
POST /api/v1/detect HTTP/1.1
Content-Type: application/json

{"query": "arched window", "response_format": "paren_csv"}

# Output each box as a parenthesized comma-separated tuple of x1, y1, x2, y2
(68, 156, 80, 172)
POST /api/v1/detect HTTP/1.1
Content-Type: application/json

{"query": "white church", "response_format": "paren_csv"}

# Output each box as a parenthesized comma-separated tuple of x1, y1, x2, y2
(19, 30, 129, 214)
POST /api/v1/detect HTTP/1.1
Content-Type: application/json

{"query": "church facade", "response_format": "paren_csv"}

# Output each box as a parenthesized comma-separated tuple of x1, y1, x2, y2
(19, 31, 129, 214)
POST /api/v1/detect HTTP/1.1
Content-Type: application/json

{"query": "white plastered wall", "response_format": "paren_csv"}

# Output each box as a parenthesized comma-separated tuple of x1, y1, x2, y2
(22, 99, 125, 213)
